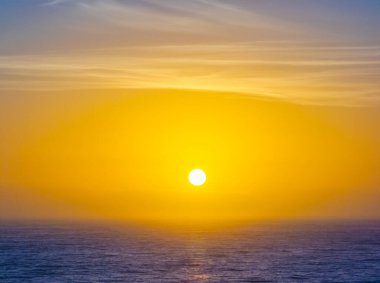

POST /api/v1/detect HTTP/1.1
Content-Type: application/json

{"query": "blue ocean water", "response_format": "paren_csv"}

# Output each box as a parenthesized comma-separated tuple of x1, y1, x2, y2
(1, 221, 380, 282)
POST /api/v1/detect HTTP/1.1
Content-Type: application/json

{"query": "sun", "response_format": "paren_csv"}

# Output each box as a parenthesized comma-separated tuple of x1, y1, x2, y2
(188, 169, 206, 186)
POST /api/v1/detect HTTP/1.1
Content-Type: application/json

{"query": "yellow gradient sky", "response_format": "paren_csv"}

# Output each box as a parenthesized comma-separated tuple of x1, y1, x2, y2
(1, 89, 380, 222)
(1, 0, 380, 223)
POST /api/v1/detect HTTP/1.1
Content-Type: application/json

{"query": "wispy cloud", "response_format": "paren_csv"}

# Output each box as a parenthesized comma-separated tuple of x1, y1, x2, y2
(1, 0, 380, 105)
(36, 0, 308, 46)
(40, 0, 81, 7)
(1, 41, 379, 105)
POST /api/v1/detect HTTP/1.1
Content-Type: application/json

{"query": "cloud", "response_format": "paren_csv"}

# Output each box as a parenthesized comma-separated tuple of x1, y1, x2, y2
(1, 40, 379, 106)
(0, 1, 379, 106)
(39, 0, 300, 38)
(41, 0, 78, 7)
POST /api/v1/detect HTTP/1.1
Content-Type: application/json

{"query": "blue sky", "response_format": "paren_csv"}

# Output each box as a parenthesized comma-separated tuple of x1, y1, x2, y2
(1, 0, 380, 51)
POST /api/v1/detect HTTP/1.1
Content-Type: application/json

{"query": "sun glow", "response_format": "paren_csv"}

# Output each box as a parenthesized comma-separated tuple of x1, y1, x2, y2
(4, 89, 379, 224)
(188, 169, 206, 186)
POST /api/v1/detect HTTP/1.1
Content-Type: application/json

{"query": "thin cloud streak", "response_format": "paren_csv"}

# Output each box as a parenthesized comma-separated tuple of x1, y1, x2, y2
(1, 1, 379, 105)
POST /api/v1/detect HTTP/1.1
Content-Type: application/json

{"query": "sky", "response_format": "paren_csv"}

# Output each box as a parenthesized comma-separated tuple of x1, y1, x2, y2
(1, 0, 380, 223)
(1, 0, 380, 104)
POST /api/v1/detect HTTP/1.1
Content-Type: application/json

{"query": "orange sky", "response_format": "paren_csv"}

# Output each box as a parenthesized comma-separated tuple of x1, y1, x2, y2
(1, 1, 380, 224)
(1, 89, 379, 223)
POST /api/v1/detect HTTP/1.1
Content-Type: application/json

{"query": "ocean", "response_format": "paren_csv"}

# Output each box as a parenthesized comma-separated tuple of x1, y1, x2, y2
(1, 221, 379, 282)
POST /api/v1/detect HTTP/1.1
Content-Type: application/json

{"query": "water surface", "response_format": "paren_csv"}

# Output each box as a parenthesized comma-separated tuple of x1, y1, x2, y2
(1, 221, 380, 282)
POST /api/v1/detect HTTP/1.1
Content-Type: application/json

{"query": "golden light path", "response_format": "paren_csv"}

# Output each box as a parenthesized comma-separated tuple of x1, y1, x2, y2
(188, 169, 206, 186)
